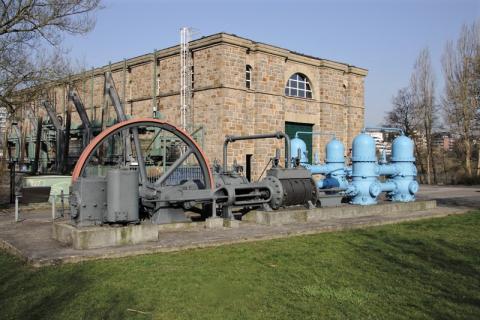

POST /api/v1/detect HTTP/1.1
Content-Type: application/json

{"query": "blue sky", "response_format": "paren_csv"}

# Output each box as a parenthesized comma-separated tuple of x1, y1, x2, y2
(63, 0, 479, 126)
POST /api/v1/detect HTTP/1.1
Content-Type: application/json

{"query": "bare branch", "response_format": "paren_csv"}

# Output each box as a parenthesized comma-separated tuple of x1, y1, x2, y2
(0, 0, 102, 113)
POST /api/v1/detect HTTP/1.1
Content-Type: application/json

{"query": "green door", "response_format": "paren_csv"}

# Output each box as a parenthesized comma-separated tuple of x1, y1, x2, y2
(285, 122, 313, 163)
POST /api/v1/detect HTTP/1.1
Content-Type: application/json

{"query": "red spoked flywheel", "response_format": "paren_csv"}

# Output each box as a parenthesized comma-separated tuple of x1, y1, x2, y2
(71, 118, 214, 190)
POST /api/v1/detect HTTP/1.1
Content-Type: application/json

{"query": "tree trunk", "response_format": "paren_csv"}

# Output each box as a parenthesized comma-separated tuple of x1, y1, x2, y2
(429, 143, 437, 184)
(477, 147, 480, 176)
(464, 138, 472, 176)
(442, 151, 448, 184)
(425, 132, 432, 184)
(415, 145, 426, 183)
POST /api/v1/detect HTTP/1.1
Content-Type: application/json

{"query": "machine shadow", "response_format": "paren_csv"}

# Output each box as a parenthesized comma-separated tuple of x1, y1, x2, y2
(344, 229, 480, 318)
(0, 257, 144, 320)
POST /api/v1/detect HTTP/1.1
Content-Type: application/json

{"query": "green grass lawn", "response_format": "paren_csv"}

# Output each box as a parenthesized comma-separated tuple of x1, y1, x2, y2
(1, 211, 479, 320)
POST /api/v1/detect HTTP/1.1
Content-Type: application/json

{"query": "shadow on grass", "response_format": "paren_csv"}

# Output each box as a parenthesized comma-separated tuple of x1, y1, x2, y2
(0, 254, 147, 320)
(346, 224, 480, 319)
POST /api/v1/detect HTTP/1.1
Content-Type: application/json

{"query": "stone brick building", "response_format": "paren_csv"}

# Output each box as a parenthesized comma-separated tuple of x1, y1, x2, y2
(17, 33, 367, 177)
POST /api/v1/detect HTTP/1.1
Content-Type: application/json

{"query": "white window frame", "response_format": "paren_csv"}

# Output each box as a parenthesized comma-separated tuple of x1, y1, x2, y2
(285, 73, 312, 98)
(246, 65, 252, 89)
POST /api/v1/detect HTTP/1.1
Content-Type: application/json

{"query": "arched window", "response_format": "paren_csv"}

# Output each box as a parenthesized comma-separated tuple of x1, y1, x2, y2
(285, 73, 312, 98)
(246, 65, 252, 89)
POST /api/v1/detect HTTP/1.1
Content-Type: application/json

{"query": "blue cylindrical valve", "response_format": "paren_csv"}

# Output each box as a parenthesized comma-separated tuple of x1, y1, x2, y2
(326, 138, 345, 163)
(305, 137, 349, 190)
(290, 137, 308, 164)
(349, 133, 380, 205)
(386, 135, 418, 202)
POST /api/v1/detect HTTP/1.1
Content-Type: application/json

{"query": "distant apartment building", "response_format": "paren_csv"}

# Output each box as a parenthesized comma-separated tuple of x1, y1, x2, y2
(432, 132, 455, 152)
(365, 130, 392, 156)
(0, 107, 7, 158)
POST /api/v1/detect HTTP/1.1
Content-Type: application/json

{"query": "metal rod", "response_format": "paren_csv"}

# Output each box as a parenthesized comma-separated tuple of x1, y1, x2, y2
(105, 72, 127, 121)
(14, 195, 19, 222)
(123, 59, 127, 107)
(223, 132, 291, 172)
(9, 161, 15, 203)
(145, 129, 162, 154)
(41, 101, 63, 131)
(68, 90, 92, 146)
(62, 106, 71, 174)
(90, 67, 94, 121)
(60, 190, 65, 217)
(154, 147, 192, 187)
(55, 128, 64, 174)
(152, 50, 157, 114)
(246, 154, 252, 182)
(131, 127, 149, 187)
(190, 125, 204, 137)
(162, 136, 167, 173)
(104, 71, 145, 183)
(82, 71, 86, 119)
(51, 194, 56, 220)
(63, 84, 66, 123)
(32, 117, 42, 175)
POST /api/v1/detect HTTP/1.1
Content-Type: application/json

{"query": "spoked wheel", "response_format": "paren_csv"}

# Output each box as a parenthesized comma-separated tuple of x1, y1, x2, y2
(71, 118, 214, 222)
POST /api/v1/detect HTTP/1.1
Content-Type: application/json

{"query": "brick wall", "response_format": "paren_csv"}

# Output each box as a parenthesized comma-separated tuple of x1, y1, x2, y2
(13, 33, 367, 179)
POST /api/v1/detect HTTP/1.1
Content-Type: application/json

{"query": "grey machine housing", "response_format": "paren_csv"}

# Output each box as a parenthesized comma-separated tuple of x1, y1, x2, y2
(70, 131, 322, 227)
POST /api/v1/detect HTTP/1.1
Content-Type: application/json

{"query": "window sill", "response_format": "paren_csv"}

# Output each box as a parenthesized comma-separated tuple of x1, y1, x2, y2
(283, 95, 317, 102)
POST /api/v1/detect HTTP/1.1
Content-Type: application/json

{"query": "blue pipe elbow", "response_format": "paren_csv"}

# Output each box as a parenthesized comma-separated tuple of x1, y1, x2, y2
(377, 164, 398, 176)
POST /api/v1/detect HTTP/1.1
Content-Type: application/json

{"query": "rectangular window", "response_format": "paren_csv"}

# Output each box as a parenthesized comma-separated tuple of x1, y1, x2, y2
(246, 65, 252, 89)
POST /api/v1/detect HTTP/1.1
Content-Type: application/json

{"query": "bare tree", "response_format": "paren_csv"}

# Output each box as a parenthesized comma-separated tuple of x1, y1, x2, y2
(0, 0, 102, 113)
(385, 87, 417, 136)
(442, 21, 480, 177)
(384, 87, 428, 182)
(411, 48, 438, 184)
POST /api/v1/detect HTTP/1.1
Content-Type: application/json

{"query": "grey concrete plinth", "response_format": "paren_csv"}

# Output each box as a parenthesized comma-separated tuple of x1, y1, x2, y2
(205, 217, 224, 229)
(53, 221, 204, 249)
(243, 200, 437, 226)
(223, 219, 240, 228)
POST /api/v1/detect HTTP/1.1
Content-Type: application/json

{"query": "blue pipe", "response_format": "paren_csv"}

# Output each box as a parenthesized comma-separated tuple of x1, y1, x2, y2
(377, 163, 398, 176)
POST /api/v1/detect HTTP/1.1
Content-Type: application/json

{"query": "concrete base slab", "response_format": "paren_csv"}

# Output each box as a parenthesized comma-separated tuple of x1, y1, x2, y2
(243, 200, 437, 226)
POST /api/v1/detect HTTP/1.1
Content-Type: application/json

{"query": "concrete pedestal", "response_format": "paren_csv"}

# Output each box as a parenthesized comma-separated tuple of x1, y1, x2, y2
(204, 217, 224, 229)
(53, 221, 204, 249)
(223, 219, 240, 228)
